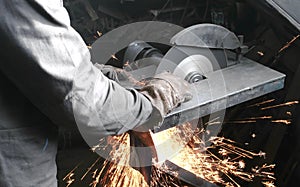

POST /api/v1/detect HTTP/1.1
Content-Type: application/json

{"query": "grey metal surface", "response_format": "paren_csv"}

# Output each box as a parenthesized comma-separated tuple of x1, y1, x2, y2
(266, 0, 300, 31)
(154, 57, 286, 133)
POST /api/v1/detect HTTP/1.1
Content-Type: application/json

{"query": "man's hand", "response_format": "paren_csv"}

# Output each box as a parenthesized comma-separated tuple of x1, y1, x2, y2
(140, 72, 192, 117)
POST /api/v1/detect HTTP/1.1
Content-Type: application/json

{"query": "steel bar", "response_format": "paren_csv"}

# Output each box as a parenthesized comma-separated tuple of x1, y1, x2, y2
(159, 160, 218, 187)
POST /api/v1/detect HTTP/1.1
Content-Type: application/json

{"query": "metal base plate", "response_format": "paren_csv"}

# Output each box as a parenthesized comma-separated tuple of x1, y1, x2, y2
(154, 57, 285, 133)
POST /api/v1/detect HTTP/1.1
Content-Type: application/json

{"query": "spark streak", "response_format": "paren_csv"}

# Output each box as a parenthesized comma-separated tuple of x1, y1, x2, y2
(63, 164, 80, 187)
(81, 157, 101, 181)
(96, 31, 102, 37)
(271, 120, 292, 125)
(240, 116, 273, 120)
(224, 120, 257, 124)
(278, 35, 300, 53)
(261, 101, 299, 110)
(247, 99, 275, 108)
(205, 117, 221, 126)
(111, 54, 119, 61)
(152, 124, 275, 186)
(257, 51, 264, 56)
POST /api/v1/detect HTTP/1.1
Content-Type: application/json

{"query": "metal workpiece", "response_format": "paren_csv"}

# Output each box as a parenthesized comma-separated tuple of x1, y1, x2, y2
(154, 57, 286, 133)
(160, 160, 218, 187)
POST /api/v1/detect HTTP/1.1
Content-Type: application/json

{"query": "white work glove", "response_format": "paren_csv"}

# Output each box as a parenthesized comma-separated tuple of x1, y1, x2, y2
(140, 72, 192, 117)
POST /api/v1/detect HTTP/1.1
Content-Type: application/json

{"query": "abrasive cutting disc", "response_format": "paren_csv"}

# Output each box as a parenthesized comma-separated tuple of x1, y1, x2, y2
(173, 54, 214, 82)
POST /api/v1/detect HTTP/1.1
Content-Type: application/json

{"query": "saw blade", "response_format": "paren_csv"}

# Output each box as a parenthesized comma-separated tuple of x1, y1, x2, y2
(173, 54, 214, 82)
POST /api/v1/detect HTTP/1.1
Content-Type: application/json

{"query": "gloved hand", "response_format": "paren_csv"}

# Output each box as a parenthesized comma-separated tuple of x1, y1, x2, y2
(139, 72, 192, 117)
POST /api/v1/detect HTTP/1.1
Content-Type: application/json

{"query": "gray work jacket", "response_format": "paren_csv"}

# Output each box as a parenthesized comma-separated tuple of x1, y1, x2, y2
(0, 0, 154, 186)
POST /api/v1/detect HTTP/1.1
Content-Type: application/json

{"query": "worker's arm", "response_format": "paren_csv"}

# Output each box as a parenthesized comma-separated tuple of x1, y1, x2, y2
(0, 0, 154, 136)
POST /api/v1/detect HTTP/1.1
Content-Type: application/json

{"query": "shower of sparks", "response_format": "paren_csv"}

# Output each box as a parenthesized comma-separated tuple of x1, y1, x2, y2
(247, 99, 275, 108)
(152, 124, 275, 187)
(261, 101, 299, 110)
(65, 133, 149, 187)
(62, 96, 300, 187)
(89, 133, 149, 187)
(64, 122, 276, 187)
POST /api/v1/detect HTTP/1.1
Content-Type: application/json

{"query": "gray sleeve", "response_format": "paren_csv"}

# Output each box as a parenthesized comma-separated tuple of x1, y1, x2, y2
(0, 0, 155, 136)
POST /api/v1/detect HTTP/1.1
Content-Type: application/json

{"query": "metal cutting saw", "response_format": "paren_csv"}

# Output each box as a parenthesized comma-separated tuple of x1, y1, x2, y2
(97, 23, 285, 133)
(91, 23, 285, 186)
